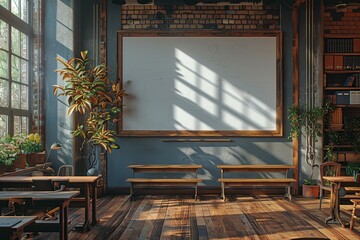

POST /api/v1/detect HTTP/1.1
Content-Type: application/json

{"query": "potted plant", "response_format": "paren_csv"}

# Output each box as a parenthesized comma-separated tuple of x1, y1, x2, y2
(0, 135, 25, 169)
(288, 99, 334, 198)
(53, 51, 126, 175)
(0, 142, 19, 172)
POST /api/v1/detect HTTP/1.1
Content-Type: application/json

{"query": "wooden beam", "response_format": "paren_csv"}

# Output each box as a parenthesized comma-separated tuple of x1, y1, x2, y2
(292, 6, 300, 195)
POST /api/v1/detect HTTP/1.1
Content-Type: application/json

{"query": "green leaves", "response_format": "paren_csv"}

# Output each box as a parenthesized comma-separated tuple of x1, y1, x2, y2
(53, 51, 126, 153)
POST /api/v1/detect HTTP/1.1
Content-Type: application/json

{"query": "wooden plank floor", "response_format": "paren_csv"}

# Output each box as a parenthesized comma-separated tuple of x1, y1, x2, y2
(28, 194, 360, 240)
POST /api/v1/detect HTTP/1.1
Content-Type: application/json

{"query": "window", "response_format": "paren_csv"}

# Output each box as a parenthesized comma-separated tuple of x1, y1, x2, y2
(0, 0, 32, 137)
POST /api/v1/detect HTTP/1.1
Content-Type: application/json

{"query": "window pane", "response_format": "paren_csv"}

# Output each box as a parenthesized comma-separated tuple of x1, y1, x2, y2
(20, 59, 27, 84)
(11, 82, 27, 109)
(0, 0, 9, 9)
(14, 115, 28, 134)
(11, 55, 20, 82)
(20, 0, 28, 23)
(10, 0, 27, 23)
(20, 84, 27, 109)
(11, 0, 20, 19)
(20, 32, 28, 59)
(0, 20, 8, 50)
(0, 79, 8, 107)
(0, 115, 8, 137)
(11, 27, 20, 56)
(0, 50, 8, 78)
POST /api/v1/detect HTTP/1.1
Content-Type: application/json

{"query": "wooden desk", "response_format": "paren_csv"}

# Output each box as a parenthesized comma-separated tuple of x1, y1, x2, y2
(0, 176, 100, 230)
(217, 165, 296, 200)
(0, 191, 78, 240)
(323, 176, 356, 227)
(0, 216, 37, 240)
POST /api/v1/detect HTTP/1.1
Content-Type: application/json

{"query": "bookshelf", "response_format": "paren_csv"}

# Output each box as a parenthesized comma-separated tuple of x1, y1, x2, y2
(323, 35, 360, 166)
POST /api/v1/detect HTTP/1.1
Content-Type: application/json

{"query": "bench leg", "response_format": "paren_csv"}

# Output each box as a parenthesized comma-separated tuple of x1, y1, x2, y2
(130, 184, 134, 201)
(221, 182, 225, 201)
(194, 185, 198, 200)
(284, 186, 292, 201)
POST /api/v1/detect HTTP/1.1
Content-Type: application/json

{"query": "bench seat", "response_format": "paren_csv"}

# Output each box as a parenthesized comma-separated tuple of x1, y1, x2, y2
(218, 178, 296, 201)
(217, 164, 296, 201)
(127, 164, 202, 199)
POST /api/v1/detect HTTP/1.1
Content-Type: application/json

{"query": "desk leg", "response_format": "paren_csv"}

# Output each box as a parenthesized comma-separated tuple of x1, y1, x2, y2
(83, 183, 91, 230)
(91, 182, 97, 225)
(325, 182, 349, 228)
(75, 184, 91, 232)
(59, 202, 67, 240)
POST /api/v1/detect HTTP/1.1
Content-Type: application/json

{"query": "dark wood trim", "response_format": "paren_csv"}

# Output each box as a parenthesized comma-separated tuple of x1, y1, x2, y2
(100, 0, 107, 193)
(292, 7, 300, 195)
(117, 30, 283, 137)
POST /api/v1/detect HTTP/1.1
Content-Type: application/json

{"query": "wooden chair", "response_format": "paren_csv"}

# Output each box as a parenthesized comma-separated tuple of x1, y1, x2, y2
(345, 174, 360, 230)
(57, 165, 73, 176)
(319, 162, 341, 210)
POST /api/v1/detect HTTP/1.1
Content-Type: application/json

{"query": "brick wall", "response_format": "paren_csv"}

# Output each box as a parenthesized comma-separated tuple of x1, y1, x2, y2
(324, 6, 360, 35)
(121, 4, 280, 30)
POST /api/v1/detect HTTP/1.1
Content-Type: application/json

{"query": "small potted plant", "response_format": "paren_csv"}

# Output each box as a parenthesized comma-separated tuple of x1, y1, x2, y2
(0, 142, 18, 172)
(288, 99, 334, 198)
(0, 135, 25, 169)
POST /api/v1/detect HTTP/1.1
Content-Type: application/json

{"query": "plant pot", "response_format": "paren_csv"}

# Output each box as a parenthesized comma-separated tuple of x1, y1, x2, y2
(36, 151, 46, 164)
(302, 184, 320, 198)
(87, 167, 99, 176)
(13, 154, 26, 169)
(26, 153, 37, 167)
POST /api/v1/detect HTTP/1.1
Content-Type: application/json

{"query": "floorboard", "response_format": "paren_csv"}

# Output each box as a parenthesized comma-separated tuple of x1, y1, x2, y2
(25, 194, 360, 240)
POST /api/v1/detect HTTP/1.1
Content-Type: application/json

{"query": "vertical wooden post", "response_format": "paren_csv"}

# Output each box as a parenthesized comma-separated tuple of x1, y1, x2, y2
(100, 0, 107, 193)
(291, 1, 304, 195)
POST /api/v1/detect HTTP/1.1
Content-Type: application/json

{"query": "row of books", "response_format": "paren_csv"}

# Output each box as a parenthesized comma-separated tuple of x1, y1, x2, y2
(325, 38, 360, 53)
(325, 38, 354, 53)
(328, 91, 360, 105)
(324, 55, 360, 71)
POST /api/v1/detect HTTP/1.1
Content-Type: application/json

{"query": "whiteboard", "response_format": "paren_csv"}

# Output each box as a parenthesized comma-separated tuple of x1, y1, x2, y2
(117, 31, 282, 136)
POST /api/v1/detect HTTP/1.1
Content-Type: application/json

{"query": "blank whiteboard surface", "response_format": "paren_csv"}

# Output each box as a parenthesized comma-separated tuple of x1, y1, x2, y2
(120, 34, 280, 134)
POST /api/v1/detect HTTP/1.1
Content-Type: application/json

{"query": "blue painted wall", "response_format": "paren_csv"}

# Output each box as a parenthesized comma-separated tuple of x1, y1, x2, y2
(105, 2, 296, 190)
(43, 1, 322, 189)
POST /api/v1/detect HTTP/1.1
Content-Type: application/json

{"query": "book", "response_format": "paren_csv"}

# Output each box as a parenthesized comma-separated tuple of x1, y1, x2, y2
(344, 76, 355, 86)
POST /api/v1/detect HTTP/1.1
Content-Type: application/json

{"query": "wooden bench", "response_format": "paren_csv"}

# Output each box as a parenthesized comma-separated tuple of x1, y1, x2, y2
(127, 165, 202, 199)
(217, 165, 296, 201)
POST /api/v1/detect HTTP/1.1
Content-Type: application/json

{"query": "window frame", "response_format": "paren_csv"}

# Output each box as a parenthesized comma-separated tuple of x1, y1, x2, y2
(0, 1, 33, 136)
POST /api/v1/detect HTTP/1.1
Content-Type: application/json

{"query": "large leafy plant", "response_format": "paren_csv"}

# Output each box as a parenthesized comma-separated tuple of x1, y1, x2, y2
(53, 51, 126, 153)
(288, 99, 334, 185)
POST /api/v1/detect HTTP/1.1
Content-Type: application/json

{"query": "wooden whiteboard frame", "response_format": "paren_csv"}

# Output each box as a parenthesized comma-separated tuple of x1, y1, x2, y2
(117, 31, 283, 137)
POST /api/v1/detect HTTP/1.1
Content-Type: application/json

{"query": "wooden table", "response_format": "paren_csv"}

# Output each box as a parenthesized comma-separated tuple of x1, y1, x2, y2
(323, 176, 356, 227)
(0, 216, 37, 240)
(0, 191, 79, 240)
(0, 176, 100, 230)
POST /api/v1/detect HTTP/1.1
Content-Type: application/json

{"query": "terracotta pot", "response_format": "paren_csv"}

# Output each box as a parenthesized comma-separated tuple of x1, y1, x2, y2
(302, 184, 320, 198)
(36, 152, 46, 164)
(26, 153, 37, 167)
(13, 154, 27, 169)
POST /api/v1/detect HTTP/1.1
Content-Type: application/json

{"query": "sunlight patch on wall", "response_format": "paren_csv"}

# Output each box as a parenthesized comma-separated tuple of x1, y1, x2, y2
(56, 0, 73, 51)
(173, 48, 276, 131)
